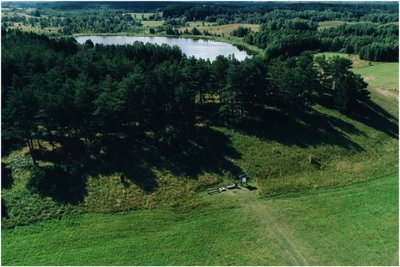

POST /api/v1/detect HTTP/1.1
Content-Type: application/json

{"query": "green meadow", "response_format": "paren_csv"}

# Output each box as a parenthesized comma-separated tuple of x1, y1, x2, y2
(2, 173, 397, 265)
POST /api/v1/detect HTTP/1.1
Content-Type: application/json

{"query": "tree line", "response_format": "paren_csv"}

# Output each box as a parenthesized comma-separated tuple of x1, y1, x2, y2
(162, 2, 398, 24)
(2, 30, 369, 164)
(245, 19, 399, 62)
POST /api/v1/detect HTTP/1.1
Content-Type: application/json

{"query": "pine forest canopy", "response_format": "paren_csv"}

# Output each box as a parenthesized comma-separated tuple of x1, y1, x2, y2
(2, 28, 370, 165)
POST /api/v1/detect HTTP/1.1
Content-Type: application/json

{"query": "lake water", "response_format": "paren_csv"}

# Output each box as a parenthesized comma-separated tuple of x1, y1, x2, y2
(75, 36, 250, 61)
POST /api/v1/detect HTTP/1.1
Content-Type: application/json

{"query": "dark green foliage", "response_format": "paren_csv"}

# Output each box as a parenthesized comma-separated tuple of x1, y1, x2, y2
(268, 52, 319, 115)
(319, 24, 398, 62)
(2, 29, 372, 154)
(190, 27, 201, 35)
(27, 165, 86, 204)
(162, 2, 398, 24)
(2, 164, 13, 189)
(245, 19, 398, 62)
(232, 26, 250, 37)
(315, 55, 369, 113)
(245, 19, 320, 59)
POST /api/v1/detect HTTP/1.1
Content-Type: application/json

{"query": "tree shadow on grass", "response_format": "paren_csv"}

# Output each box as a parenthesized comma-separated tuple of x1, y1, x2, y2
(27, 165, 86, 205)
(318, 96, 398, 139)
(35, 126, 243, 204)
(229, 109, 365, 151)
(148, 126, 243, 178)
(348, 99, 398, 139)
(2, 164, 13, 190)
(2, 200, 8, 219)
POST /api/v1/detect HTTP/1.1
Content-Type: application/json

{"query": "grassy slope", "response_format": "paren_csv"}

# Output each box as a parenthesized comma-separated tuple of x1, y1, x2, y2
(3, 173, 397, 265)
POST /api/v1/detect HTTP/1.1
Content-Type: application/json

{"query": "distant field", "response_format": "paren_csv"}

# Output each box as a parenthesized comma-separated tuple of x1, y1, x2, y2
(315, 52, 398, 90)
(141, 20, 164, 27)
(354, 62, 399, 117)
(315, 52, 399, 117)
(128, 12, 160, 19)
(180, 23, 260, 36)
(8, 23, 60, 35)
(317, 20, 395, 30)
(314, 52, 372, 69)
(3, 173, 397, 265)
(353, 62, 399, 91)
(318, 20, 346, 30)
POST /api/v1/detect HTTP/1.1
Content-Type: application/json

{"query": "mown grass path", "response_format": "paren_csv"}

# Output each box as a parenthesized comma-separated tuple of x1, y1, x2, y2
(240, 191, 310, 265)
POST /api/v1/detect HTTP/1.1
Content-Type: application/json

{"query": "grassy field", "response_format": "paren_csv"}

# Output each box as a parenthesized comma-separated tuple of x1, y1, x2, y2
(7, 23, 61, 35)
(127, 12, 164, 28)
(317, 20, 394, 30)
(180, 23, 260, 36)
(315, 52, 398, 117)
(316, 52, 399, 90)
(314, 52, 372, 69)
(318, 20, 346, 30)
(353, 62, 399, 91)
(3, 173, 397, 265)
(141, 20, 164, 27)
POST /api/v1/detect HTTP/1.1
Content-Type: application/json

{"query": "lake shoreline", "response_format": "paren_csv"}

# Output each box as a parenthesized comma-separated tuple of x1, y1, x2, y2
(75, 34, 256, 61)
(72, 32, 262, 56)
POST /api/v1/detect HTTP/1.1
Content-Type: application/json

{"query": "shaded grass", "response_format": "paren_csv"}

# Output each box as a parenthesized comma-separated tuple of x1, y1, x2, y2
(2, 100, 397, 226)
(222, 104, 397, 197)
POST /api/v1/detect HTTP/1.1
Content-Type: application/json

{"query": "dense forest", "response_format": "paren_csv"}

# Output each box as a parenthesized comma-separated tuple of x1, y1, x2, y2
(162, 2, 399, 24)
(244, 19, 399, 61)
(2, 29, 370, 165)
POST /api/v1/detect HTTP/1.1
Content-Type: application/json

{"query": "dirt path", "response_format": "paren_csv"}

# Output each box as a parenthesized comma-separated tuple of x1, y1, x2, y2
(235, 190, 311, 265)
(373, 87, 398, 99)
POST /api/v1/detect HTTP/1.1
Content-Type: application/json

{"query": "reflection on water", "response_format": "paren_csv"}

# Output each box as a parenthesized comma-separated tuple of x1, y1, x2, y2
(75, 36, 250, 61)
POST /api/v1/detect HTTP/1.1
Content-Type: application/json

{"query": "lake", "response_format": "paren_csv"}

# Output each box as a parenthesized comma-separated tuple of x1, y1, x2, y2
(75, 36, 250, 61)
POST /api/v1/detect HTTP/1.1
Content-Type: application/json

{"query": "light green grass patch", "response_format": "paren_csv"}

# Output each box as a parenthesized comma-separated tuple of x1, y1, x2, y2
(353, 62, 399, 91)
(318, 20, 346, 30)
(314, 52, 372, 69)
(2, 173, 397, 265)
(314, 52, 399, 117)
(141, 20, 164, 27)
(269, 172, 398, 265)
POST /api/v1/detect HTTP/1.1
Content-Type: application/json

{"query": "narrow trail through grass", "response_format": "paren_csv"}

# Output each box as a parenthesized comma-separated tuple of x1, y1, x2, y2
(241, 191, 310, 265)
